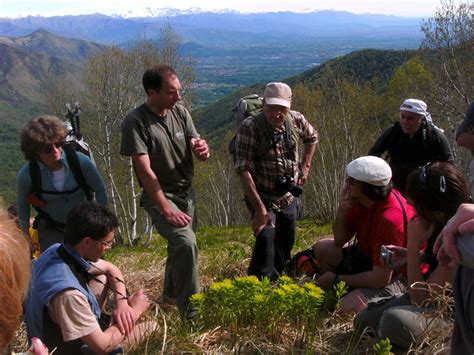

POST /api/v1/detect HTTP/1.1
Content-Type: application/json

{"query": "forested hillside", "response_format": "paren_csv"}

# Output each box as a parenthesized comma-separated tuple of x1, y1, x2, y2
(193, 49, 418, 140)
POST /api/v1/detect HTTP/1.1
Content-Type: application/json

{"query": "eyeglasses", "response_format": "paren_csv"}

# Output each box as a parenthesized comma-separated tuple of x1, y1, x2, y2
(419, 162, 446, 193)
(41, 141, 64, 154)
(97, 239, 114, 248)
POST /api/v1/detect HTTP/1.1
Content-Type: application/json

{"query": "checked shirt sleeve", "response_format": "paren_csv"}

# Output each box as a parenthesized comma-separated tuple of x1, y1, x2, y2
(234, 118, 258, 174)
(292, 111, 319, 145)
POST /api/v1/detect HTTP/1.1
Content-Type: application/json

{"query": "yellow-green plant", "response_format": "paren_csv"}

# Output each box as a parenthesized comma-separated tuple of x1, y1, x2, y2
(373, 338, 393, 355)
(190, 275, 347, 342)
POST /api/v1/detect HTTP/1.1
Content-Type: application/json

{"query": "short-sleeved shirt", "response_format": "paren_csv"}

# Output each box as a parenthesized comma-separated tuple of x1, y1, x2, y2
(345, 189, 416, 267)
(49, 289, 99, 342)
(234, 110, 318, 208)
(368, 122, 453, 192)
(120, 103, 199, 193)
(455, 101, 474, 155)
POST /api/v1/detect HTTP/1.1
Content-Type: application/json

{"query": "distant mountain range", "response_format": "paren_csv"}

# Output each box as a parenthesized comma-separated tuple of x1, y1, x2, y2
(0, 10, 423, 44)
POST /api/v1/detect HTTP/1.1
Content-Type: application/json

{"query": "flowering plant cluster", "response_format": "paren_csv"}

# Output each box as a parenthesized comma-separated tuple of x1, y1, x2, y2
(191, 275, 347, 339)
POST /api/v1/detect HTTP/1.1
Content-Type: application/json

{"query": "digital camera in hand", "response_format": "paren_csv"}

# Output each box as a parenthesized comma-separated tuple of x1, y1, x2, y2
(380, 245, 393, 266)
(276, 175, 303, 197)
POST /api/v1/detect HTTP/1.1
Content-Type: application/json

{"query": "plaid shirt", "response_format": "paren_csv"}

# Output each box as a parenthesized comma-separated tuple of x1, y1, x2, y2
(235, 110, 318, 210)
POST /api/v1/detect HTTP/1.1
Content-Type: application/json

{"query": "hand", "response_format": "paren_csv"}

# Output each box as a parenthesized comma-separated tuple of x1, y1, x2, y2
(382, 245, 407, 268)
(407, 217, 434, 248)
(164, 209, 192, 227)
(317, 271, 336, 289)
(111, 299, 135, 335)
(434, 240, 455, 267)
(252, 210, 273, 236)
(297, 164, 310, 186)
(338, 181, 354, 211)
(434, 203, 474, 264)
(191, 138, 210, 161)
(30, 337, 48, 355)
(128, 289, 150, 319)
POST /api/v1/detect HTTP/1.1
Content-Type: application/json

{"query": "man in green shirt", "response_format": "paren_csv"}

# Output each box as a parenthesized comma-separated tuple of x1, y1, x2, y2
(120, 64, 210, 318)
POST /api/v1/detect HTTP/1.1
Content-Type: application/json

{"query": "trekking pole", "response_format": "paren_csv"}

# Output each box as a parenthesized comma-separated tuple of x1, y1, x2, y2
(64, 102, 83, 140)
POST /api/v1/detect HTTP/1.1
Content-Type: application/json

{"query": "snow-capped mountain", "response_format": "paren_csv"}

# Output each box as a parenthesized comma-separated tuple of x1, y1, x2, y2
(115, 7, 241, 19)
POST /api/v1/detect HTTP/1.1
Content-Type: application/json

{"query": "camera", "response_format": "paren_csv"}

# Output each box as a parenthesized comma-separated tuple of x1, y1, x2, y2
(276, 175, 303, 197)
(380, 245, 393, 266)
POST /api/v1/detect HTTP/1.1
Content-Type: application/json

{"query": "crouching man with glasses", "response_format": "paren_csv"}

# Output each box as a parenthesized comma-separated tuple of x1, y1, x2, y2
(25, 202, 157, 354)
(368, 98, 453, 193)
(16, 115, 107, 254)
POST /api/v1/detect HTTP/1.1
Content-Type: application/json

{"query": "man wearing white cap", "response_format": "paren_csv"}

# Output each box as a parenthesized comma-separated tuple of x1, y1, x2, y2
(369, 98, 453, 193)
(234, 82, 318, 280)
(313, 156, 415, 314)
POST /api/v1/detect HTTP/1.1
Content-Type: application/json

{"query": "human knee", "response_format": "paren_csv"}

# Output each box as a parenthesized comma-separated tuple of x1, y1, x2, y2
(169, 227, 197, 246)
(313, 238, 334, 255)
(354, 307, 379, 336)
(177, 235, 197, 251)
(339, 291, 368, 315)
(378, 308, 417, 348)
(313, 238, 340, 267)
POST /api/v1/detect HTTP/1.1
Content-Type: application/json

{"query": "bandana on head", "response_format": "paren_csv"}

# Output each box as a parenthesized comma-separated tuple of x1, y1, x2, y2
(400, 98, 443, 132)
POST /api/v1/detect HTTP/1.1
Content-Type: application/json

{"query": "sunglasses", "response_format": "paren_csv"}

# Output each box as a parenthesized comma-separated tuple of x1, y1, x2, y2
(419, 162, 446, 193)
(41, 141, 64, 154)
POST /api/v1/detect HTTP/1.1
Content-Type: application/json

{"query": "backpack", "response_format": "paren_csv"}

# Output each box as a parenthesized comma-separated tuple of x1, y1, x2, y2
(228, 94, 298, 161)
(27, 103, 94, 229)
(64, 102, 94, 160)
(286, 247, 322, 277)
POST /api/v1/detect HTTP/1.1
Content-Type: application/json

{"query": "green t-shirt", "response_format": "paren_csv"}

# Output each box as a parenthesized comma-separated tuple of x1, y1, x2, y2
(120, 103, 199, 193)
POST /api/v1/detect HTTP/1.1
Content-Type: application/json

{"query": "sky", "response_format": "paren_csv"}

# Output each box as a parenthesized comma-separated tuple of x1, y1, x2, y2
(0, 0, 451, 18)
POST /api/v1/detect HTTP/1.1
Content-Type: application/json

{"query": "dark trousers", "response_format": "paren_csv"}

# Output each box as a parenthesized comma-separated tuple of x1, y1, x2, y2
(247, 199, 297, 280)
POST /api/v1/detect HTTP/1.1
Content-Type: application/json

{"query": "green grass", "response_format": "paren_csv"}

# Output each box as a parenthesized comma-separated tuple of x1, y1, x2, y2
(102, 220, 342, 353)
(11, 220, 450, 353)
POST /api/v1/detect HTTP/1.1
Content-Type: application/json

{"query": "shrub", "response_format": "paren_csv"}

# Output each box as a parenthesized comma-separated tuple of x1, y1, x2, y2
(190, 275, 347, 342)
